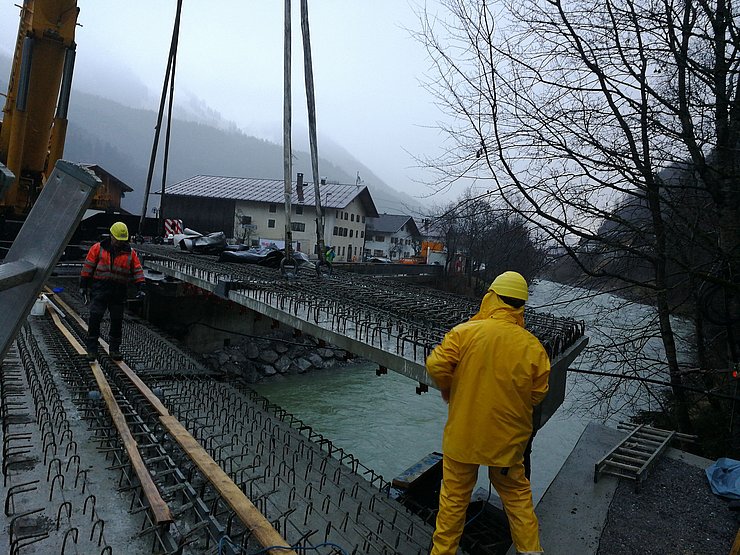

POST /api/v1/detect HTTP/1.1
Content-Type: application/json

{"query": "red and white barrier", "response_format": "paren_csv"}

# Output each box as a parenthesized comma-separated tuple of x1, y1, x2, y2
(164, 219, 183, 236)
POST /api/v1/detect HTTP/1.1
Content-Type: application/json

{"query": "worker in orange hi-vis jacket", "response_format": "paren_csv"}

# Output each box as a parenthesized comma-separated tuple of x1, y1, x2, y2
(79, 222, 146, 361)
(426, 271, 551, 555)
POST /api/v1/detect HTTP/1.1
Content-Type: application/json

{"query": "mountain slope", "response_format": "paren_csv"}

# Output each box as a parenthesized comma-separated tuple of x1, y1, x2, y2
(0, 51, 422, 215)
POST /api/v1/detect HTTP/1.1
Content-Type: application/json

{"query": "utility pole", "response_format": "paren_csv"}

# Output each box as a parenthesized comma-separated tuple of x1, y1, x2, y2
(282, 0, 293, 275)
(300, 0, 326, 270)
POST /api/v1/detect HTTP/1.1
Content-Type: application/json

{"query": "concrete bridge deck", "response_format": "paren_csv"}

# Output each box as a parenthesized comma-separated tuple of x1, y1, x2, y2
(137, 244, 588, 427)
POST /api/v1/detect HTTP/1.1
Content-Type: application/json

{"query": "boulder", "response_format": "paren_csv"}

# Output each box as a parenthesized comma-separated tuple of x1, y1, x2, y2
(294, 358, 312, 373)
(307, 353, 324, 368)
(317, 348, 335, 359)
(244, 342, 260, 359)
(231, 351, 247, 363)
(221, 362, 240, 375)
(274, 356, 291, 374)
(217, 352, 229, 365)
(260, 364, 277, 377)
(259, 350, 279, 364)
(274, 342, 289, 354)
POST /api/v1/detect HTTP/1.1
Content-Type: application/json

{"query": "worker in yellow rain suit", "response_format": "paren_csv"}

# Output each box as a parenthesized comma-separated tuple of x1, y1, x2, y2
(426, 271, 550, 555)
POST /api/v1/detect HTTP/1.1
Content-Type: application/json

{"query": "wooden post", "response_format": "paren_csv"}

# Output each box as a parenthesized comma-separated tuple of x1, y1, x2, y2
(300, 0, 326, 263)
(283, 0, 293, 266)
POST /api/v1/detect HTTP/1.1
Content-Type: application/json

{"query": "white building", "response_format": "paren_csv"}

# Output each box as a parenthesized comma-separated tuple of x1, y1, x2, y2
(162, 174, 379, 261)
(364, 214, 422, 261)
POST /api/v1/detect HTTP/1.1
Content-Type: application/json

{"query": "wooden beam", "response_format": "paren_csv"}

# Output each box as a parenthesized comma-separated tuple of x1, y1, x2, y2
(160, 415, 295, 555)
(45, 289, 170, 416)
(730, 527, 740, 555)
(49, 308, 86, 355)
(90, 362, 173, 525)
(46, 305, 172, 524)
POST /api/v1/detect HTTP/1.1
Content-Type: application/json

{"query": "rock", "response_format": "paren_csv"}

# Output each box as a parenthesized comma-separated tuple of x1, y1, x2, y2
(244, 342, 260, 359)
(334, 350, 349, 360)
(317, 348, 334, 359)
(218, 352, 229, 365)
(307, 353, 324, 368)
(274, 356, 291, 373)
(260, 364, 277, 377)
(294, 358, 312, 373)
(241, 363, 260, 383)
(274, 342, 289, 354)
(221, 362, 240, 375)
(231, 351, 247, 363)
(259, 350, 279, 364)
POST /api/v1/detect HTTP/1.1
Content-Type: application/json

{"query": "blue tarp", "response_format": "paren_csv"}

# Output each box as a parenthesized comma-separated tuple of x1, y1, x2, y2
(706, 458, 740, 500)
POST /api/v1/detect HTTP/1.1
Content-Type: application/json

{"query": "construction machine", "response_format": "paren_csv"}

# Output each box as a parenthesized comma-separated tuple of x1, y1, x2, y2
(0, 0, 79, 219)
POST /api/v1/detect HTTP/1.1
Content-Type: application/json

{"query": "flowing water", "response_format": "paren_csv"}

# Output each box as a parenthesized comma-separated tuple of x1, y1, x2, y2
(252, 280, 694, 501)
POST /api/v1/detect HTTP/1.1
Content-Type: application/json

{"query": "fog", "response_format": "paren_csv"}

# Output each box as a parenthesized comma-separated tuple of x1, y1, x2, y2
(0, 1, 456, 206)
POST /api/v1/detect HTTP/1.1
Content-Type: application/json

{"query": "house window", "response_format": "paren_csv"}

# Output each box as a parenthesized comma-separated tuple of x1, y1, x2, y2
(269, 204, 277, 213)
(349, 229, 354, 238)
(361, 216, 365, 223)
(360, 231, 364, 238)
(295, 205, 304, 215)
(333, 226, 338, 236)
(375, 235, 384, 242)
(291, 222, 306, 232)
(351, 214, 355, 222)
(240, 215, 252, 225)
(336, 211, 340, 218)
(344, 212, 348, 220)
(343, 228, 348, 237)
(268, 219, 276, 228)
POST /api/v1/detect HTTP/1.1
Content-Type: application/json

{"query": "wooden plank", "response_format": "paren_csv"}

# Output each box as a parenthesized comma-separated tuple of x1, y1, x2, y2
(49, 309, 86, 355)
(45, 289, 169, 416)
(116, 362, 170, 417)
(89, 362, 173, 525)
(160, 415, 295, 555)
(730, 526, 740, 555)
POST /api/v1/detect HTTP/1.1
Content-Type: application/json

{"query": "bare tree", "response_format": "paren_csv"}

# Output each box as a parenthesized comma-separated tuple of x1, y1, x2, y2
(414, 0, 740, 436)
(428, 187, 547, 294)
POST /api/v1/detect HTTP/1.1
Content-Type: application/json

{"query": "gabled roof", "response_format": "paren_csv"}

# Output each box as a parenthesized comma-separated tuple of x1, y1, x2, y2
(162, 175, 379, 217)
(82, 164, 133, 192)
(366, 213, 421, 235)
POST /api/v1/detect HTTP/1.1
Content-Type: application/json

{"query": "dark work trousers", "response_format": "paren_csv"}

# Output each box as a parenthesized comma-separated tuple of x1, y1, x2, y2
(87, 282, 127, 350)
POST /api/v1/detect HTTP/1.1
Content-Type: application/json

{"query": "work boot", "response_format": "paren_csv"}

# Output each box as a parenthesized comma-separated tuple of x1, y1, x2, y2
(109, 337, 123, 361)
(85, 340, 98, 362)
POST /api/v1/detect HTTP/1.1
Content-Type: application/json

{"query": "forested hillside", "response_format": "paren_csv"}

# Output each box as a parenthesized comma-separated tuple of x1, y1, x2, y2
(0, 53, 422, 215)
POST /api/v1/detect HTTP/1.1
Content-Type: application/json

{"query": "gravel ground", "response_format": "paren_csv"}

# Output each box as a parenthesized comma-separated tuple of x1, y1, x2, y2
(597, 456, 737, 554)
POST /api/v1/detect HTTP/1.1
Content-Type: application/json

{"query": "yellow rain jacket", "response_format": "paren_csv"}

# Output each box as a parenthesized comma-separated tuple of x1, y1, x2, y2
(426, 292, 551, 467)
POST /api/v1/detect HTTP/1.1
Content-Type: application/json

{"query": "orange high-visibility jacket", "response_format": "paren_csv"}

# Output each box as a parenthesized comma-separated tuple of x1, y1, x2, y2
(80, 239, 145, 287)
(426, 293, 550, 467)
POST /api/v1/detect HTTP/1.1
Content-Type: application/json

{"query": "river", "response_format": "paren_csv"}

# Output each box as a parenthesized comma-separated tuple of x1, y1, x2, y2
(252, 279, 693, 501)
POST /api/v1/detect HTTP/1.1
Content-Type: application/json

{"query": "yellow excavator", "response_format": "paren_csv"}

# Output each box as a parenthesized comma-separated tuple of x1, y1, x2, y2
(0, 0, 79, 219)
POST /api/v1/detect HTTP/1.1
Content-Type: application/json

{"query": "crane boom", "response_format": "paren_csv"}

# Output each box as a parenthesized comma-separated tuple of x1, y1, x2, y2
(0, 0, 79, 217)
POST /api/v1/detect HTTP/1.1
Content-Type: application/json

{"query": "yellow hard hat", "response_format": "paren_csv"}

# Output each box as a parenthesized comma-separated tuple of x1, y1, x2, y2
(489, 271, 529, 301)
(110, 221, 129, 241)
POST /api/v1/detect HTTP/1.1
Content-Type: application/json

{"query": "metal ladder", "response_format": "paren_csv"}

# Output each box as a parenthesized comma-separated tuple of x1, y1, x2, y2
(594, 423, 695, 491)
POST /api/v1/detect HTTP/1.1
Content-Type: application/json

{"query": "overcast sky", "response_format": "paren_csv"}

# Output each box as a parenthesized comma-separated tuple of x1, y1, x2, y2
(0, 1, 456, 204)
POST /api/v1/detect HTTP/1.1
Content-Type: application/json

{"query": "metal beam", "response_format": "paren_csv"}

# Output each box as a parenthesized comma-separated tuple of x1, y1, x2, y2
(0, 160, 100, 361)
(0, 163, 14, 200)
(0, 260, 36, 291)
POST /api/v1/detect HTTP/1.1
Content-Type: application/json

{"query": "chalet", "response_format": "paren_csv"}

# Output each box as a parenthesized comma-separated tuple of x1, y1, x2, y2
(162, 174, 379, 261)
(364, 214, 422, 261)
(83, 164, 133, 212)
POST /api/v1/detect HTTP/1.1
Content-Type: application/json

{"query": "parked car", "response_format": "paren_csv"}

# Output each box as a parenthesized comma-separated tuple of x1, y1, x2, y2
(219, 247, 316, 271)
(367, 256, 392, 264)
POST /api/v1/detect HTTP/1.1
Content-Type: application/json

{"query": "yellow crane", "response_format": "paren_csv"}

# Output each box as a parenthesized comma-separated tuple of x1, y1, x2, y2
(0, 0, 78, 218)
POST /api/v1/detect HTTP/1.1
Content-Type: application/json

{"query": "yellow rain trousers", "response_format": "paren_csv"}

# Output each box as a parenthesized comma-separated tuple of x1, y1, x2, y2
(426, 292, 550, 554)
